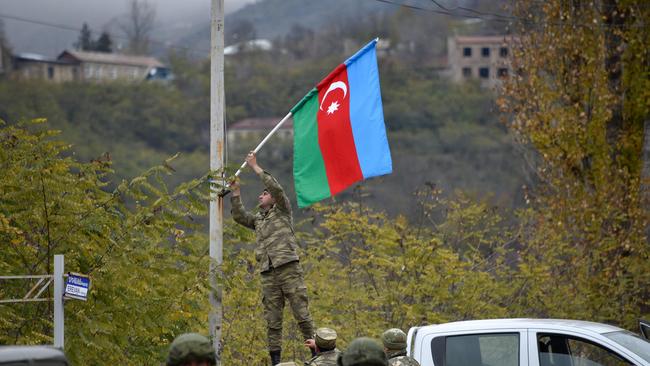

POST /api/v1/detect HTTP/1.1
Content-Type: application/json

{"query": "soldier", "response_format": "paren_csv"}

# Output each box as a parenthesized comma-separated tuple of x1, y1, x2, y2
(381, 329, 420, 366)
(165, 333, 216, 366)
(337, 337, 388, 366)
(304, 327, 341, 366)
(230, 151, 314, 365)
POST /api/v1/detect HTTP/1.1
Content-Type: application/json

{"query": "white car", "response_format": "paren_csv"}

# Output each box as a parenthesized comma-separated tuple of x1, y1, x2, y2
(407, 318, 650, 366)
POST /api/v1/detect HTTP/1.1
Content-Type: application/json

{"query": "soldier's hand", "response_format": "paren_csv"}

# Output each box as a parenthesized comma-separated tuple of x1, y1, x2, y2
(246, 151, 263, 174)
(246, 151, 257, 168)
(304, 339, 316, 350)
(230, 179, 241, 196)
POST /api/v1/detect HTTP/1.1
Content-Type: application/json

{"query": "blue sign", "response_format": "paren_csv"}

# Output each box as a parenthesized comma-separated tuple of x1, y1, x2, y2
(64, 273, 90, 301)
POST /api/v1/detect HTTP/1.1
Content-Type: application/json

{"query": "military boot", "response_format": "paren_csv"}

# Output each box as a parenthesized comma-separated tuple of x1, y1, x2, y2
(270, 350, 281, 365)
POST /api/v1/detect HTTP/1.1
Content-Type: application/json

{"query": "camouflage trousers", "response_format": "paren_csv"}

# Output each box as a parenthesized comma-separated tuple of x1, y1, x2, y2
(260, 260, 314, 351)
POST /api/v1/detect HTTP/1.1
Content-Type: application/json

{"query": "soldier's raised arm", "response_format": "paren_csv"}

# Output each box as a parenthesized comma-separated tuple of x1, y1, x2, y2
(246, 151, 291, 213)
(230, 179, 256, 229)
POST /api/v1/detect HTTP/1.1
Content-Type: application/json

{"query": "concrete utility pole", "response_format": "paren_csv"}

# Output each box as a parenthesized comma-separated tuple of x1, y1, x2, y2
(209, 0, 225, 364)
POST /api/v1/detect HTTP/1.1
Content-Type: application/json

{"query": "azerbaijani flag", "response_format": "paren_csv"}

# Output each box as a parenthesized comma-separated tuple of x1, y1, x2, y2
(291, 39, 392, 207)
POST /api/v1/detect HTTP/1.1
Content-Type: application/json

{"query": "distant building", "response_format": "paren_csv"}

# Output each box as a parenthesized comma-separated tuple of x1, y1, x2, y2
(228, 117, 292, 158)
(11, 50, 169, 83)
(11, 53, 75, 82)
(58, 50, 166, 82)
(228, 117, 292, 144)
(447, 35, 516, 88)
(224, 39, 272, 56)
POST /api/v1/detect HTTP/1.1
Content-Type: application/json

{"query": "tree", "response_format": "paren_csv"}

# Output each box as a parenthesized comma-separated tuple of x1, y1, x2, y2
(0, 119, 211, 364)
(0, 19, 11, 75)
(498, 0, 650, 326)
(75, 22, 93, 51)
(94, 32, 113, 53)
(120, 0, 156, 55)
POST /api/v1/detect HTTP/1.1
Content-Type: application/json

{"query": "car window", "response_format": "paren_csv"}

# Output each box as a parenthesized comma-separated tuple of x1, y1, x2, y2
(538, 333, 633, 366)
(605, 331, 650, 363)
(445, 333, 519, 366)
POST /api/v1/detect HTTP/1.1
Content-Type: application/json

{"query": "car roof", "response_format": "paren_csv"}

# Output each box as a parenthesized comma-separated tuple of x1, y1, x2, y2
(415, 318, 625, 335)
(0, 346, 68, 362)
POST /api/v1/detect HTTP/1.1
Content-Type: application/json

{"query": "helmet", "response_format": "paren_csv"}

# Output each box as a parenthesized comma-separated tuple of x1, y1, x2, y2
(337, 337, 387, 366)
(166, 333, 216, 366)
(381, 328, 407, 351)
(315, 327, 337, 350)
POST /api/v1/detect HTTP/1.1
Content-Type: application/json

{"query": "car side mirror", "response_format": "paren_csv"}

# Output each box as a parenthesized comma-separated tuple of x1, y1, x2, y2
(640, 319, 650, 340)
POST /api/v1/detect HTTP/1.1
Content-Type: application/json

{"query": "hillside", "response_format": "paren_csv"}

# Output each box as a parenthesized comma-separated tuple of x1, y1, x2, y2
(177, 0, 395, 53)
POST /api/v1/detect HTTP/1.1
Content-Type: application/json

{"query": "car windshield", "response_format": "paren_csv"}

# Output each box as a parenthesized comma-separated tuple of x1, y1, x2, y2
(604, 331, 650, 363)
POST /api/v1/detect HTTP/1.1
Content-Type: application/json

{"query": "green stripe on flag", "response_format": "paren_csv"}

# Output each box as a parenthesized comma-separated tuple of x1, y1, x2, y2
(292, 88, 331, 207)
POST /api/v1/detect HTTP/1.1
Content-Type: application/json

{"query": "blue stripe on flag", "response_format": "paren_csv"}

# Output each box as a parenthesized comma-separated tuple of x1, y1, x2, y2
(344, 40, 392, 179)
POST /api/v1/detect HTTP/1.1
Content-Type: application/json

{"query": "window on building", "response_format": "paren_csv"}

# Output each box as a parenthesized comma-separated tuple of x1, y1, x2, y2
(479, 67, 489, 78)
(463, 47, 472, 57)
(500, 47, 509, 57)
(482, 47, 490, 57)
(462, 67, 472, 77)
(47, 66, 54, 80)
(498, 68, 509, 77)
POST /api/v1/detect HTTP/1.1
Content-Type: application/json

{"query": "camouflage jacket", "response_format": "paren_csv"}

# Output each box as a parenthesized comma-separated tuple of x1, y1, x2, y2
(231, 171, 300, 273)
(304, 349, 340, 366)
(387, 350, 420, 366)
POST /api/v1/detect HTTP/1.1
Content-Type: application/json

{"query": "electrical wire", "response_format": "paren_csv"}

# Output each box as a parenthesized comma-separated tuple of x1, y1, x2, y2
(373, 0, 646, 28)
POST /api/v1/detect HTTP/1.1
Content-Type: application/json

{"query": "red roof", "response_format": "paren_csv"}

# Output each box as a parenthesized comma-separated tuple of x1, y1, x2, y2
(229, 117, 292, 131)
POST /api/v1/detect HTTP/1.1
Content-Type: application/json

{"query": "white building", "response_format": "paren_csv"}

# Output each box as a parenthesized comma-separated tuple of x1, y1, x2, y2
(447, 35, 516, 88)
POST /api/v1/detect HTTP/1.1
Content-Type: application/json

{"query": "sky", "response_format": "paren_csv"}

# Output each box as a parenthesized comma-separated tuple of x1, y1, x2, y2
(0, 0, 256, 56)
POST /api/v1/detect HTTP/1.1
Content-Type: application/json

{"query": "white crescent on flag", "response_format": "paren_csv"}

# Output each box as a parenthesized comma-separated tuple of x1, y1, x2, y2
(319, 81, 348, 111)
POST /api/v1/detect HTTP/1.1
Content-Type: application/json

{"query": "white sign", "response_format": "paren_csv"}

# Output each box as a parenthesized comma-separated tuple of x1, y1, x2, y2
(64, 273, 90, 301)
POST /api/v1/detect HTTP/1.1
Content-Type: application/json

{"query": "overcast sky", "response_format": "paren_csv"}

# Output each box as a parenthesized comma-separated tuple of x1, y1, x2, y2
(1, 0, 256, 55)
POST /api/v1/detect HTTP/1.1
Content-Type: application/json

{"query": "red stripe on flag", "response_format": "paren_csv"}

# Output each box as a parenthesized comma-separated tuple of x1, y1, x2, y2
(316, 65, 363, 195)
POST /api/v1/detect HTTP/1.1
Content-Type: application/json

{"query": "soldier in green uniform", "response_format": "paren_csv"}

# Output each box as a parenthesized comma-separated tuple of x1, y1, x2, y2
(337, 337, 388, 366)
(304, 327, 341, 366)
(381, 329, 420, 366)
(166, 333, 216, 366)
(230, 151, 315, 366)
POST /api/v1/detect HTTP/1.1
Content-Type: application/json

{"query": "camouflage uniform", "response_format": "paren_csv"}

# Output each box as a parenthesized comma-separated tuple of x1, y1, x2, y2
(381, 329, 420, 366)
(305, 328, 340, 366)
(385, 351, 420, 366)
(231, 171, 314, 352)
(166, 333, 216, 366)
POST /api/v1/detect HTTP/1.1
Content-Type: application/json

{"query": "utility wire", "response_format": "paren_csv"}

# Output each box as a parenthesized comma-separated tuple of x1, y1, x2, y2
(0, 12, 210, 57)
(373, 0, 645, 28)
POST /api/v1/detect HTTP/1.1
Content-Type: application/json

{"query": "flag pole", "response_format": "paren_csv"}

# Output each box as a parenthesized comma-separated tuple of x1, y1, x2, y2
(232, 112, 293, 178)
(218, 112, 293, 197)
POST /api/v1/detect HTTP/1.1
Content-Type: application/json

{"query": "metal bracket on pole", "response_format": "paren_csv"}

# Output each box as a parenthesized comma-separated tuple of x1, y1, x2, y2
(0, 255, 65, 349)
(0, 275, 53, 304)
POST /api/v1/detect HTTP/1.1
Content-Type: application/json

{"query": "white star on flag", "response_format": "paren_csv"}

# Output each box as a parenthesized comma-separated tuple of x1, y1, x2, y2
(327, 100, 340, 115)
